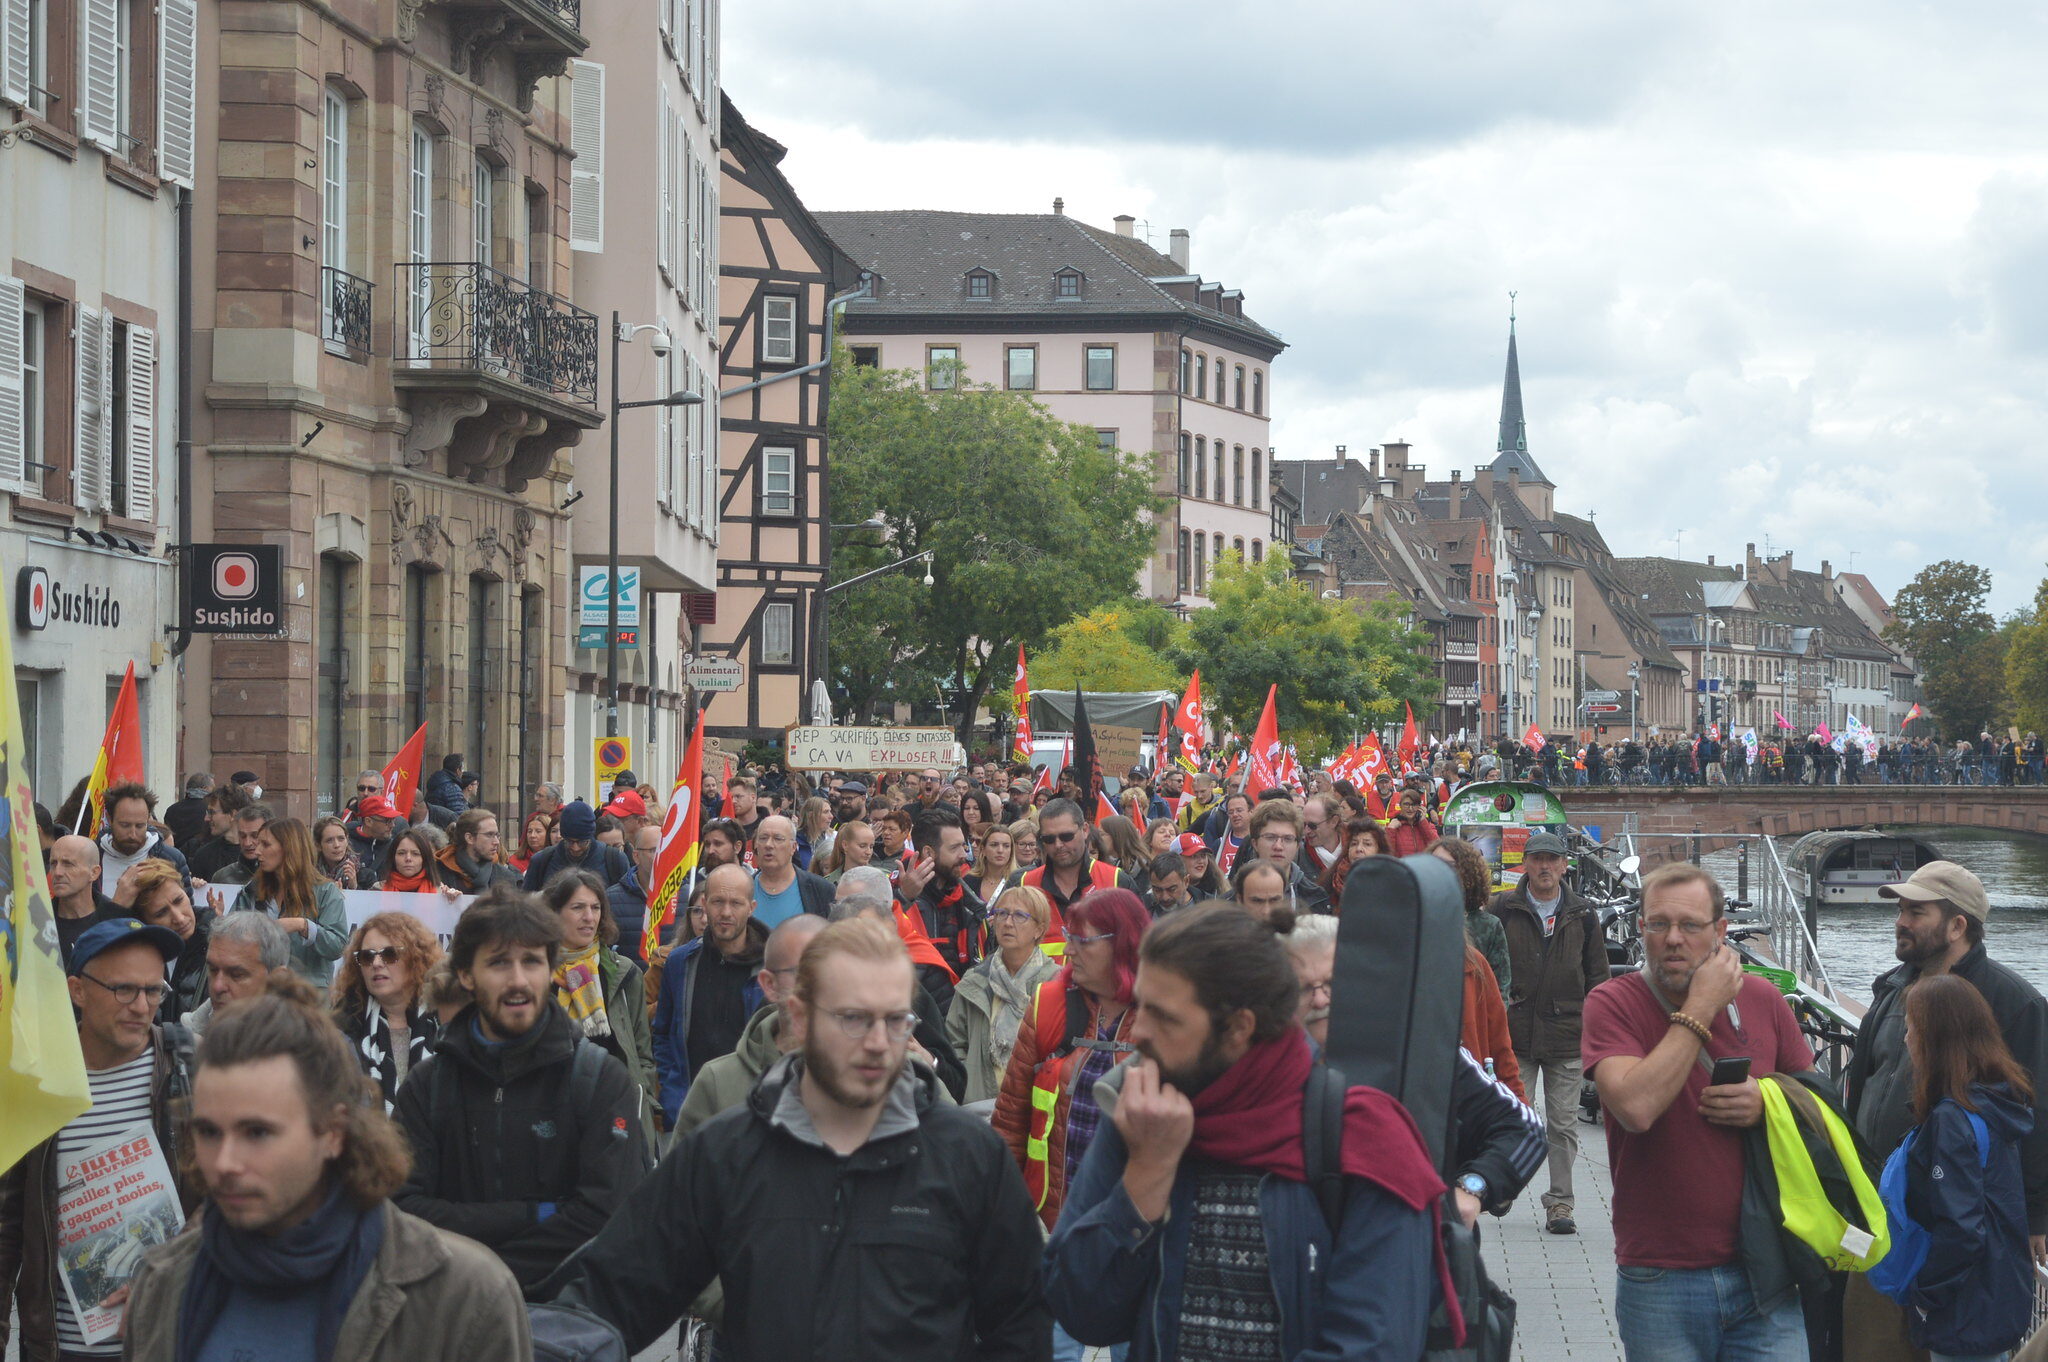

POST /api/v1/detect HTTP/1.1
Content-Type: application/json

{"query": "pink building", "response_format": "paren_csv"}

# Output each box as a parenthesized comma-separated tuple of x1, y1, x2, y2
(814, 207, 1284, 608)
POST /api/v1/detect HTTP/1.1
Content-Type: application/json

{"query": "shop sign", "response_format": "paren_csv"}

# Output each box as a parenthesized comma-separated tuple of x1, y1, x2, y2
(186, 544, 284, 635)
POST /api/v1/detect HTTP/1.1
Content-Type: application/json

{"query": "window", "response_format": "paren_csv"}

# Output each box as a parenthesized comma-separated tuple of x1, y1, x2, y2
(1233, 537, 1245, 560)
(1231, 445, 1243, 505)
(1252, 370, 1264, 415)
(761, 601, 794, 666)
(1180, 349, 1191, 393)
(760, 295, 797, 365)
(19, 0, 48, 114)
(850, 345, 880, 368)
(322, 90, 349, 272)
(1215, 358, 1225, 402)
(1213, 446, 1225, 501)
(525, 189, 549, 288)
(1178, 434, 1191, 493)
(5, 291, 50, 497)
(965, 271, 992, 300)
(1194, 438, 1206, 499)
(1214, 533, 1225, 568)
(408, 126, 435, 351)
(468, 577, 496, 788)
(1251, 449, 1262, 509)
(1195, 353, 1207, 399)
(1005, 345, 1036, 390)
(760, 445, 796, 516)
(1178, 529, 1190, 594)
(1055, 270, 1082, 299)
(316, 555, 352, 816)
(1095, 429, 1117, 453)
(568, 60, 604, 251)
(927, 345, 958, 390)
(1193, 535, 1206, 593)
(112, 0, 131, 143)
(1234, 365, 1246, 409)
(471, 154, 495, 266)
(1084, 345, 1114, 391)
(1252, 539, 1262, 563)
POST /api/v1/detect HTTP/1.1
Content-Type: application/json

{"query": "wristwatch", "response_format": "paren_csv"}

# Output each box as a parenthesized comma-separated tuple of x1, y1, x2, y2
(1457, 1173, 1488, 1200)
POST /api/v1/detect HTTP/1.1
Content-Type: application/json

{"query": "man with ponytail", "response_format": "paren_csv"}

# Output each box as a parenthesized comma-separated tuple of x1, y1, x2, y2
(119, 970, 531, 1362)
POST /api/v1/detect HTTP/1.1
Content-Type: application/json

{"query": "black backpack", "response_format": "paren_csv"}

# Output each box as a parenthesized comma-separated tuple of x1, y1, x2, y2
(526, 1301, 629, 1362)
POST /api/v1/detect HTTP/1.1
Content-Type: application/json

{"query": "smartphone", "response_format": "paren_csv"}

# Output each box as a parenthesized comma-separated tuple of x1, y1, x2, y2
(1709, 1056, 1752, 1087)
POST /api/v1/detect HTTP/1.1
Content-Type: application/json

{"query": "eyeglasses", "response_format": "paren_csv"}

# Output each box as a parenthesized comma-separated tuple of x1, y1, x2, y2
(1042, 829, 1082, 844)
(1257, 833, 1298, 848)
(1642, 919, 1717, 939)
(821, 1008, 918, 1041)
(1302, 979, 1334, 999)
(1304, 820, 1323, 832)
(352, 947, 402, 966)
(77, 973, 170, 1006)
(356, 784, 380, 794)
(1071, 931, 1115, 947)
(988, 908, 1034, 924)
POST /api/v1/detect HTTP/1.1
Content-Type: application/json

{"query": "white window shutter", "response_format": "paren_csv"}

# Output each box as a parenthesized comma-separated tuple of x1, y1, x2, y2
(0, 276, 25, 491)
(656, 92, 672, 284)
(2, 0, 31, 108)
(73, 306, 106, 511)
(157, 0, 197, 186)
(79, 0, 120, 150)
(125, 325, 154, 523)
(568, 60, 604, 252)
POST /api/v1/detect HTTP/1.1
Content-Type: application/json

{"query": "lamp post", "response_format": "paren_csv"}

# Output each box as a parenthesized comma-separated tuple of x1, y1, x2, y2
(815, 548, 936, 724)
(1628, 663, 1640, 744)
(606, 311, 702, 738)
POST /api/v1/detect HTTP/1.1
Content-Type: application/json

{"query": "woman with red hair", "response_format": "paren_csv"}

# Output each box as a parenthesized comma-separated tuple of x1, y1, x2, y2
(993, 888, 1151, 1233)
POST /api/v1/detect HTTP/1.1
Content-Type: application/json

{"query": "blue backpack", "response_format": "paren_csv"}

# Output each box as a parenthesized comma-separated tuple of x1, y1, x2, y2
(1866, 1110, 1990, 1305)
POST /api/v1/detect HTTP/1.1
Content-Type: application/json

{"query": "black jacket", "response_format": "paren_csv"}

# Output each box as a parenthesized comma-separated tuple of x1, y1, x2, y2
(393, 1000, 648, 1292)
(1452, 1047, 1548, 1214)
(185, 834, 245, 882)
(522, 840, 632, 892)
(554, 1053, 1049, 1361)
(1845, 943, 2048, 1233)
(162, 794, 209, 854)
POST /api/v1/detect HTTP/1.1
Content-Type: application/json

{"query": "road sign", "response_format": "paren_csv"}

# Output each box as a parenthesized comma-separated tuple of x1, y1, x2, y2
(1582, 689, 1621, 703)
(578, 567, 640, 628)
(1584, 703, 1623, 715)
(684, 656, 744, 692)
(594, 736, 631, 804)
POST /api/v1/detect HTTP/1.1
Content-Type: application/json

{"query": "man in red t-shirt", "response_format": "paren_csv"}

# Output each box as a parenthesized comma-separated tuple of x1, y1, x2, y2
(1582, 862, 1814, 1362)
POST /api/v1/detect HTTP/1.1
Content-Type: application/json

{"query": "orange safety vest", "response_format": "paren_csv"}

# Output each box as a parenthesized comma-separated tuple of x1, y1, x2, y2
(1021, 979, 1135, 1221)
(1020, 859, 1123, 957)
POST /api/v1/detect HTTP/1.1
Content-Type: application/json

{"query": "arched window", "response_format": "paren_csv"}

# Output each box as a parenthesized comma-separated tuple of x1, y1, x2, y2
(1178, 529, 1191, 593)
(1194, 438, 1207, 498)
(1233, 537, 1245, 560)
(1214, 448, 1226, 501)
(1233, 365, 1246, 409)
(1195, 354, 1208, 399)
(1252, 539, 1263, 563)
(1180, 349, 1191, 393)
(1252, 370, 1264, 415)
(1232, 446, 1244, 505)
(1215, 358, 1225, 400)
(1251, 449, 1263, 509)
(1213, 533, 1226, 569)
(1178, 433, 1191, 493)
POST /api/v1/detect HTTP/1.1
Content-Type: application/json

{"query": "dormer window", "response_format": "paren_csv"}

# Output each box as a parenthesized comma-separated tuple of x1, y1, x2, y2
(965, 270, 994, 299)
(1055, 269, 1083, 299)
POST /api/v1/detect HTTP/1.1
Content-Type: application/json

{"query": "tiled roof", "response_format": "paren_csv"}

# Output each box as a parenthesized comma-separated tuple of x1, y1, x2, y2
(815, 210, 1284, 353)
(1273, 458, 1376, 527)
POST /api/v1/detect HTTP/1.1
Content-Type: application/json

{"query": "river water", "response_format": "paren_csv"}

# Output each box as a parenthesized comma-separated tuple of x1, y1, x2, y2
(1699, 826, 2048, 1001)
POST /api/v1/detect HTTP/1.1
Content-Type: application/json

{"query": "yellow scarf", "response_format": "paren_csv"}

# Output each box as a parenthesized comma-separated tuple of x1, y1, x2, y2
(552, 943, 611, 1039)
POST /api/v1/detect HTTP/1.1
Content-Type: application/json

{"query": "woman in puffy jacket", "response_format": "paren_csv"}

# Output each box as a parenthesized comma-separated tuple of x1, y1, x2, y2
(1901, 973, 2035, 1362)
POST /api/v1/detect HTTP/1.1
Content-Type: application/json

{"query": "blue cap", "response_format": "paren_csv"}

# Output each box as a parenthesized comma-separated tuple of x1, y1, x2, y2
(69, 918, 182, 976)
(559, 799, 598, 840)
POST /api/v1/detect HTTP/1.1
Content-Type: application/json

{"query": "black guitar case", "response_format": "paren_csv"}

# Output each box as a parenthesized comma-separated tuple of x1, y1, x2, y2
(1323, 852, 1469, 1169)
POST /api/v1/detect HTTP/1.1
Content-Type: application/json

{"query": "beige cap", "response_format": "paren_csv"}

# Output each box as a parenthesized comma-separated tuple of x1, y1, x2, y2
(1878, 860, 1991, 922)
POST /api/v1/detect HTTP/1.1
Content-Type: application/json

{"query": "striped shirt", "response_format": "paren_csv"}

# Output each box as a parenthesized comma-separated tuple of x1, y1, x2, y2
(53, 1049, 157, 1355)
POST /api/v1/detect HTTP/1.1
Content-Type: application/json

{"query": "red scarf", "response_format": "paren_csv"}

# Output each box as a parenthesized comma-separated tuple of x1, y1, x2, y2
(379, 869, 436, 894)
(1185, 1029, 1464, 1343)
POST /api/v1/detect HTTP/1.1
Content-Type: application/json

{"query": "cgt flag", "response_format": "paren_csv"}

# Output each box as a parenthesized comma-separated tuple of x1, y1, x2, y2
(644, 722, 704, 961)
(1011, 647, 1034, 763)
(1071, 690, 1106, 823)
(0, 582, 90, 1174)
(75, 660, 144, 837)
(1397, 702, 1421, 772)
(1246, 685, 1283, 793)
(382, 722, 428, 817)
(1173, 670, 1206, 772)
(1523, 721, 1548, 753)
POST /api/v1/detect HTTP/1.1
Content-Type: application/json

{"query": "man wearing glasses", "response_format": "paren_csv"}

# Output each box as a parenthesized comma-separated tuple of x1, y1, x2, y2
(1243, 800, 1329, 915)
(556, 916, 1048, 1360)
(1, 919, 199, 1360)
(1010, 798, 1131, 957)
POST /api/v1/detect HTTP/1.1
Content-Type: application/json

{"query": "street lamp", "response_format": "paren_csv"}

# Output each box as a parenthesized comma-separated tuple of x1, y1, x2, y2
(811, 548, 938, 724)
(831, 515, 887, 533)
(606, 311, 702, 738)
(1627, 662, 1641, 743)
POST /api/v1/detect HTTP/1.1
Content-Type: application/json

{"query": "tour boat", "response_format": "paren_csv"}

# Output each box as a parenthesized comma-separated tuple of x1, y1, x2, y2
(1788, 829, 1943, 906)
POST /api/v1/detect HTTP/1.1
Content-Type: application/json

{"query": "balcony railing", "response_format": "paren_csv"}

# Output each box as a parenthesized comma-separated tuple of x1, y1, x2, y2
(395, 261, 598, 407)
(322, 266, 374, 359)
(534, 0, 579, 22)
(1446, 639, 1479, 660)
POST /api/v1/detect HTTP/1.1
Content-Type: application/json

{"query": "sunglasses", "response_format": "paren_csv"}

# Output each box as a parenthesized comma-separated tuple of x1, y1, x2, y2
(1042, 829, 1082, 844)
(357, 784, 380, 793)
(352, 947, 402, 966)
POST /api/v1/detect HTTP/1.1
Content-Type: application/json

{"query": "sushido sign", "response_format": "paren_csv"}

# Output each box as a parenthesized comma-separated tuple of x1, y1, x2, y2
(784, 726, 965, 771)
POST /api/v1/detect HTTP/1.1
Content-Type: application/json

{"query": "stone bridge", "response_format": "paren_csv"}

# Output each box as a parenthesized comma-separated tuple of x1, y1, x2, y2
(1560, 785, 2048, 864)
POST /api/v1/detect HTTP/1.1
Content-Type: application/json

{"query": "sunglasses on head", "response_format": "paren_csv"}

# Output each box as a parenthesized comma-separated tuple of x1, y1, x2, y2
(352, 947, 402, 966)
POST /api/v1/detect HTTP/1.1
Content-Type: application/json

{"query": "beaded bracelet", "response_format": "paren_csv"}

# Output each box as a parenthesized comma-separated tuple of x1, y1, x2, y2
(1668, 1011, 1712, 1045)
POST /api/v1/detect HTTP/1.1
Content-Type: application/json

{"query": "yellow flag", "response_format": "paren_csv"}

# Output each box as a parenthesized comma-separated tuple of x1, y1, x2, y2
(0, 600, 89, 1174)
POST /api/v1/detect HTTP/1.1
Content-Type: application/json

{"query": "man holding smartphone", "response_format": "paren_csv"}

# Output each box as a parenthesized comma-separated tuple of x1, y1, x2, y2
(1582, 862, 1816, 1361)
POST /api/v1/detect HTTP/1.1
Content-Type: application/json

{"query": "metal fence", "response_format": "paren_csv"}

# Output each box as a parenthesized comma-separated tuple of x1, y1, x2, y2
(321, 266, 373, 358)
(394, 261, 599, 407)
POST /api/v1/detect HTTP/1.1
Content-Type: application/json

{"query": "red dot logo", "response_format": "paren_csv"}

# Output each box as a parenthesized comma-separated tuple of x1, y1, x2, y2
(212, 553, 259, 601)
(20, 567, 49, 630)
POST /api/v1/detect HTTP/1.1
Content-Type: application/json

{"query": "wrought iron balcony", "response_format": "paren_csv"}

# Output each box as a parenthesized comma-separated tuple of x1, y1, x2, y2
(322, 266, 374, 359)
(395, 261, 598, 408)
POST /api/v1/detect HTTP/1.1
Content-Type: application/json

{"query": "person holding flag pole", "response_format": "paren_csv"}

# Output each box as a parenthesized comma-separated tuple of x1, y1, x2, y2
(1011, 646, 1035, 765)
(643, 724, 706, 965)
(73, 662, 144, 837)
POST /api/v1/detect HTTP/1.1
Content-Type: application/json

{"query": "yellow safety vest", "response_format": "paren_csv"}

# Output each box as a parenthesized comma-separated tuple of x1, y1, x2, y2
(1758, 1075, 1891, 1271)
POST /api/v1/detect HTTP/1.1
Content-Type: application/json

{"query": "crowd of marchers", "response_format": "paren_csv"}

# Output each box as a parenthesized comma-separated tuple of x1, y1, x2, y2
(4, 747, 2045, 1361)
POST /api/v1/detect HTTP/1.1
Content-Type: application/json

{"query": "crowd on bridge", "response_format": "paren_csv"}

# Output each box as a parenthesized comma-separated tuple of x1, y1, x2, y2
(8, 734, 2048, 1362)
(1473, 729, 2048, 788)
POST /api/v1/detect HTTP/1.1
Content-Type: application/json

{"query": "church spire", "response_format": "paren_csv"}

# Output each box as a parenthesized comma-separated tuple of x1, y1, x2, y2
(1497, 294, 1527, 455)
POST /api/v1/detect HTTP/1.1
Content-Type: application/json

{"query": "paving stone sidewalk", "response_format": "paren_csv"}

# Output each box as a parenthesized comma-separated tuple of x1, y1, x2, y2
(1489, 1114, 1624, 1362)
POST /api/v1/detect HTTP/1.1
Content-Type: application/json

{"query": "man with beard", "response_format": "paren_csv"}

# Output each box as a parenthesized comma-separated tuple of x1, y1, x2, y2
(1582, 864, 1814, 1361)
(394, 887, 647, 1293)
(553, 917, 1048, 1360)
(896, 806, 984, 976)
(97, 782, 192, 894)
(1043, 904, 1442, 1359)
(1841, 860, 2048, 1362)
(1009, 798, 1130, 957)
(651, 864, 769, 1126)
(723, 777, 764, 845)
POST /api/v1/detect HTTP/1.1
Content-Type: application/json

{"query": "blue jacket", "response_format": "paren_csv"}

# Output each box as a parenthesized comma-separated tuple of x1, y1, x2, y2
(650, 925, 767, 1124)
(1905, 1082, 2035, 1356)
(1044, 1114, 1433, 1360)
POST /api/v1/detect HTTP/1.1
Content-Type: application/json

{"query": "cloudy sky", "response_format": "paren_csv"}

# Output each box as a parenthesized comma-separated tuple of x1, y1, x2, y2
(725, 0, 2048, 615)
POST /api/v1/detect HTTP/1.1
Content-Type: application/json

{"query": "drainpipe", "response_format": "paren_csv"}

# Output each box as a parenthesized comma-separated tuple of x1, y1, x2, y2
(170, 186, 195, 658)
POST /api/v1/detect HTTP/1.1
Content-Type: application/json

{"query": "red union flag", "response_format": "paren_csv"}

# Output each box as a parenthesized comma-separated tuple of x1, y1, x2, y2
(1523, 721, 1547, 753)
(645, 722, 704, 960)
(1360, 734, 1387, 781)
(76, 661, 144, 837)
(1245, 685, 1283, 793)
(1174, 670, 1205, 771)
(1011, 646, 1034, 762)
(382, 722, 428, 816)
(1397, 702, 1421, 771)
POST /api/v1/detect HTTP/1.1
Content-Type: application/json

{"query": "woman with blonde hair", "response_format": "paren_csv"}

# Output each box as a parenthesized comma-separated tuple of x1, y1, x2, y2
(236, 815, 350, 984)
(946, 885, 1060, 1103)
(819, 819, 875, 883)
(331, 911, 443, 1106)
(1009, 819, 1042, 872)
(973, 823, 1018, 906)
(795, 795, 835, 871)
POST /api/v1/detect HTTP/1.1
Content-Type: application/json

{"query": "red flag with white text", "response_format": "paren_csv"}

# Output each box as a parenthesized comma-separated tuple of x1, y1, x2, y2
(1174, 670, 1205, 771)
(1011, 647, 1034, 762)
(1522, 722, 1547, 752)
(382, 722, 428, 818)
(644, 722, 704, 960)
(1246, 686, 1283, 793)
(1397, 702, 1421, 771)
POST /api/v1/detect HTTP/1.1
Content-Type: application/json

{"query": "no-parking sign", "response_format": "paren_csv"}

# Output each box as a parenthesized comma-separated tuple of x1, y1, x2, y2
(594, 736, 631, 805)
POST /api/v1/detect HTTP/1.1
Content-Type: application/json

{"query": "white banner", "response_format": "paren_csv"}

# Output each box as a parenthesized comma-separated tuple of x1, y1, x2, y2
(205, 886, 474, 949)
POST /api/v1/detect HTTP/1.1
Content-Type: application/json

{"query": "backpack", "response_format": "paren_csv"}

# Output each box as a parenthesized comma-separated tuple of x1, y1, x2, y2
(1867, 1111, 1991, 1305)
(526, 1301, 630, 1362)
(427, 1039, 650, 1174)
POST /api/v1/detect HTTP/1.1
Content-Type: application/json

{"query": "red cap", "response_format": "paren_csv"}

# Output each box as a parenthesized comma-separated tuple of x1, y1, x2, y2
(1173, 833, 1209, 858)
(603, 789, 648, 819)
(356, 794, 399, 820)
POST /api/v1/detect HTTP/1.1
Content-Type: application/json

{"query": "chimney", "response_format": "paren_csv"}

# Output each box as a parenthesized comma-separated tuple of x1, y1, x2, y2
(1052, 197, 1065, 215)
(1384, 440, 1411, 473)
(1745, 542, 1761, 583)
(1168, 228, 1190, 269)
(1820, 559, 1831, 579)
(1368, 447, 1381, 480)
(1474, 468, 1494, 501)
(1335, 444, 1347, 464)
(1113, 214, 1135, 237)
(1707, 554, 1715, 567)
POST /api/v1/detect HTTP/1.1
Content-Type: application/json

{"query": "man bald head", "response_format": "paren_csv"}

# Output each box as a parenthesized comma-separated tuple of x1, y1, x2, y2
(701, 861, 758, 960)
(760, 913, 829, 1006)
(49, 835, 102, 917)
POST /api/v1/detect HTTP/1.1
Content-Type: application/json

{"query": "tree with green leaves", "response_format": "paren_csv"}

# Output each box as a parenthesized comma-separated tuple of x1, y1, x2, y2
(825, 356, 1165, 742)
(2006, 572, 2048, 736)
(1167, 554, 1439, 758)
(1886, 560, 2007, 738)
(1029, 605, 1186, 694)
